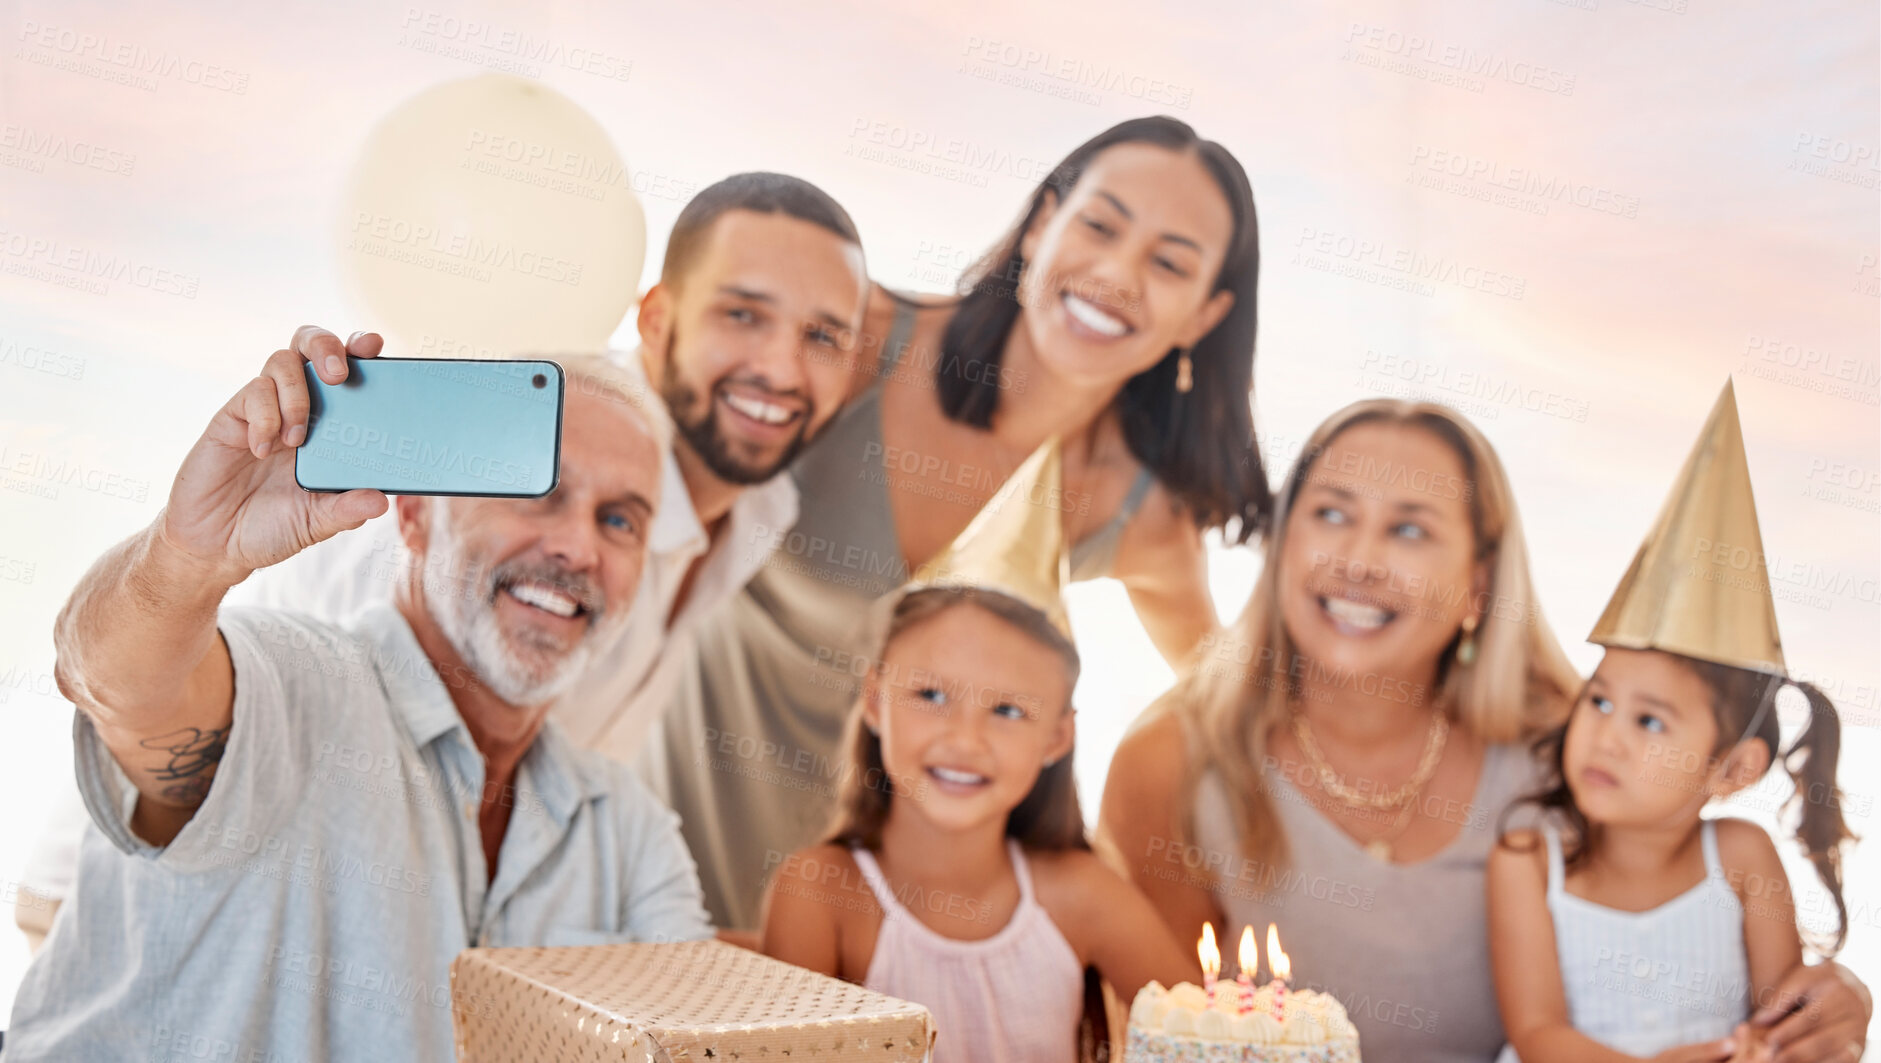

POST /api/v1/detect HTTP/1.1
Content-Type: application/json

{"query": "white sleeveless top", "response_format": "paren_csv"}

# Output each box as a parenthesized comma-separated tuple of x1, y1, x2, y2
(851, 840, 1084, 1063)
(1540, 819, 1749, 1056)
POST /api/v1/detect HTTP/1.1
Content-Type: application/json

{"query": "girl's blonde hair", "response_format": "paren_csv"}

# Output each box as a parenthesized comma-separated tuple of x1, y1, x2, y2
(1168, 398, 1581, 872)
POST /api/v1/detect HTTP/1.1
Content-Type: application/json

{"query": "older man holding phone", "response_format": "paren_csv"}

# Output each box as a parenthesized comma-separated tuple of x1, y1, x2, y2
(11, 172, 873, 953)
(2, 331, 714, 1061)
(237, 171, 868, 760)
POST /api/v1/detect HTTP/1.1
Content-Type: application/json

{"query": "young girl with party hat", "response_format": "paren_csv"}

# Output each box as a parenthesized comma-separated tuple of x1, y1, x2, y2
(761, 440, 1196, 1063)
(1490, 381, 1856, 1063)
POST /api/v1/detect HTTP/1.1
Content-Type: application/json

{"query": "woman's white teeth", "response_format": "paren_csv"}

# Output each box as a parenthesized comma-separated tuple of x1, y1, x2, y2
(1322, 597, 1391, 630)
(1062, 293, 1130, 337)
(723, 392, 796, 425)
(929, 766, 989, 786)
(507, 582, 580, 618)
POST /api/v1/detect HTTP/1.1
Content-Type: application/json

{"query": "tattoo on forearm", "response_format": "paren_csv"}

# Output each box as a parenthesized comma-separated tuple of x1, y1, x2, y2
(140, 726, 231, 804)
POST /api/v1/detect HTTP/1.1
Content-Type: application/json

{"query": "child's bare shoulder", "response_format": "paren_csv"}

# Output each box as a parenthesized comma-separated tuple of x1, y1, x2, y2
(1024, 848, 1123, 959)
(814, 842, 860, 865)
(1711, 817, 1784, 874)
(767, 843, 885, 928)
(1028, 848, 1135, 916)
(769, 845, 865, 906)
(1027, 846, 1109, 881)
(775, 842, 858, 880)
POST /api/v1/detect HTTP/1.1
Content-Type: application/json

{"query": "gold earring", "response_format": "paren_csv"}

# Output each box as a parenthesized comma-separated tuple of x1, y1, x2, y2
(1457, 614, 1480, 666)
(1175, 349, 1193, 393)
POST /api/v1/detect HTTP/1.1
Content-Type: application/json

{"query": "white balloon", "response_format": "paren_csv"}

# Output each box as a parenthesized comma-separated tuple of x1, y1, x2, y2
(336, 73, 645, 358)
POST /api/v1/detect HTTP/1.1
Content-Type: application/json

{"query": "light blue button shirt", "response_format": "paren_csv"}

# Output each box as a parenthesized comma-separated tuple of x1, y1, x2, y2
(3, 604, 713, 1062)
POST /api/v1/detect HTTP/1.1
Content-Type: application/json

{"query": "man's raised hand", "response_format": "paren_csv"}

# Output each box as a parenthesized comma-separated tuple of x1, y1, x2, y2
(156, 327, 390, 583)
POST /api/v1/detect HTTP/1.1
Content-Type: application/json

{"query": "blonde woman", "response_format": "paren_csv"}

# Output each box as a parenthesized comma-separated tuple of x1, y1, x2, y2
(1098, 400, 1870, 1062)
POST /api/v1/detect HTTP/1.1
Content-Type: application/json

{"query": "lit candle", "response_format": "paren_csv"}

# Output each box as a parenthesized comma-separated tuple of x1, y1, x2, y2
(1266, 923, 1291, 1022)
(1236, 925, 1257, 1014)
(1198, 922, 1221, 1003)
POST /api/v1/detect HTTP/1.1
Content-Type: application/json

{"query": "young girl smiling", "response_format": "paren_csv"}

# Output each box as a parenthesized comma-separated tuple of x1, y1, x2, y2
(761, 443, 1194, 1062)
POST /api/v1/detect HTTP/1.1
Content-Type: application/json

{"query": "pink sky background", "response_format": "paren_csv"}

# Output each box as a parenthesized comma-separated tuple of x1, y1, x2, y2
(2, 0, 1876, 1028)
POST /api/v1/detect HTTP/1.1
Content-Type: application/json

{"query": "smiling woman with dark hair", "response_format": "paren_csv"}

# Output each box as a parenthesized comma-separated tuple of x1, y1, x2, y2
(639, 115, 1273, 932)
(933, 116, 1269, 541)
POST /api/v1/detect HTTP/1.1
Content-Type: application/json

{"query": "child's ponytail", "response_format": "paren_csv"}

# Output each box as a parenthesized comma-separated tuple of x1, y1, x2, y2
(1781, 680, 1856, 956)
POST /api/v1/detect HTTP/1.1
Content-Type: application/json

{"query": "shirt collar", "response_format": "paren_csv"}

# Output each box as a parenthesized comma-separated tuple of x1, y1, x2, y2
(649, 447, 799, 558)
(650, 446, 707, 557)
(353, 603, 606, 824)
(356, 603, 463, 750)
(613, 346, 799, 562)
(730, 464, 799, 546)
(517, 722, 609, 828)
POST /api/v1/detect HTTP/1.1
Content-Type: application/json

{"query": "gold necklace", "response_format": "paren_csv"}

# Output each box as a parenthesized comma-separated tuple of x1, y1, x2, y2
(1291, 710, 1448, 862)
(1357, 795, 1420, 862)
(1290, 709, 1449, 811)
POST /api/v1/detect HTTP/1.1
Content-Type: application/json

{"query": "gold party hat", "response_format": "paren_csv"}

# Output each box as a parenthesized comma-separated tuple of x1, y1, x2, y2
(908, 437, 1072, 637)
(1589, 379, 1786, 675)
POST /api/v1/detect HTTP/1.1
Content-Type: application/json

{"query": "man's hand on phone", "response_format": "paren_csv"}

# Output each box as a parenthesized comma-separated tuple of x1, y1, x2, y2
(157, 327, 391, 584)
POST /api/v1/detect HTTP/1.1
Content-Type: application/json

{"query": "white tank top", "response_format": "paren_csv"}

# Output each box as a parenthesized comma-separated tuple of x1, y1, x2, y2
(1542, 819, 1750, 1055)
(851, 840, 1084, 1063)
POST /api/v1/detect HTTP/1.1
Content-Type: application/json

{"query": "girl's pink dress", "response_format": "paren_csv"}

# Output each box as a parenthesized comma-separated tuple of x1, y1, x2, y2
(851, 839, 1085, 1063)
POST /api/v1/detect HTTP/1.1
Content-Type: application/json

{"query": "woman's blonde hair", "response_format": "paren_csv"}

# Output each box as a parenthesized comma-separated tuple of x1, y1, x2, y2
(1167, 398, 1580, 871)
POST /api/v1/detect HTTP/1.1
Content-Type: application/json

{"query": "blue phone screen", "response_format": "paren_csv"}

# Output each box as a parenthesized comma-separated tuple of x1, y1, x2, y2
(296, 357, 563, 497)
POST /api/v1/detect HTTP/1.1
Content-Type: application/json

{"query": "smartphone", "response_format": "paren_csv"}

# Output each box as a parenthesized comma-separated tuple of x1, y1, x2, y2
(295, 356, 563, 497)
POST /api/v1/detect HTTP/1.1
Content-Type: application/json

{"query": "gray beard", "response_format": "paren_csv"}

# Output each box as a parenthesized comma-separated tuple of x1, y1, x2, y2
(420, 507, 605, 707)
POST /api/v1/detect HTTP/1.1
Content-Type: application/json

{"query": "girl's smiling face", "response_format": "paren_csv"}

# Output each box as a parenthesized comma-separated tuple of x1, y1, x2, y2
(864, 602, 1075, 835)
(1564, 648, 1730, 826)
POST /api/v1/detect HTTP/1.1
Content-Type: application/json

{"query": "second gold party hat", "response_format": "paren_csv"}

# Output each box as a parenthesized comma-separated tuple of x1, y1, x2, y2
(1588, 379, 1786, 675)
(909, 437, 1072, 637)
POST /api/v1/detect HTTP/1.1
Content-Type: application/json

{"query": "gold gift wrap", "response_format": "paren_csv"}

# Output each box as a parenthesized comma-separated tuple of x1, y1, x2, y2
(451, 940, 935, 1062)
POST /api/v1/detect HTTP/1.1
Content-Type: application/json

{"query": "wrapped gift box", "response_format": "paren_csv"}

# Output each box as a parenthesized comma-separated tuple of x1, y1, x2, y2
(451, 939, 935, 1062)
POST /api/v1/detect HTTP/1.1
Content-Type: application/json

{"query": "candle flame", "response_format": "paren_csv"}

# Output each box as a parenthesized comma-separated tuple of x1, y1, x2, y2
(1238, 925, 1257, 977)
(1198, 922, 1220, 977)
(1266, 923, 1291, 982)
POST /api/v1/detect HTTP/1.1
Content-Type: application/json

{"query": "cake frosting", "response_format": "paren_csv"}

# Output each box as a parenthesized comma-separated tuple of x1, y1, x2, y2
(1125, 980, 1360, 1062)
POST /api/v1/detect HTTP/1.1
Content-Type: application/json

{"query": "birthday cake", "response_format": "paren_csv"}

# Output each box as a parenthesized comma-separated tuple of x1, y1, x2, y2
(1125, 980, 1361, 1063)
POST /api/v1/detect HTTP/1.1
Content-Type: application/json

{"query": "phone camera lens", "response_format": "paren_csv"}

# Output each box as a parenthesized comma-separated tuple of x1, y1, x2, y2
(532, 373, 547, 389)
